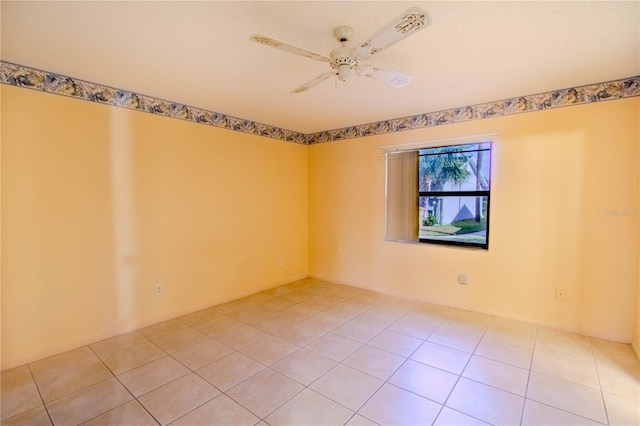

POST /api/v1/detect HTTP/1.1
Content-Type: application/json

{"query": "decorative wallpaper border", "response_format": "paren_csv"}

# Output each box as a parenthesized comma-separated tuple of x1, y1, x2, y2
(1, 61, 638, 145)
(0, 61, 307, 144)
(306, 76, 640, 144)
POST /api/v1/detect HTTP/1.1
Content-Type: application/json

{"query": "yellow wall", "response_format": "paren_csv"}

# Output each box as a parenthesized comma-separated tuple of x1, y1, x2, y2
(309, 98, 639, 343)
(1, 86, 309, 369)
(2, 83, 639, 369)
(634, 112, 640, 359)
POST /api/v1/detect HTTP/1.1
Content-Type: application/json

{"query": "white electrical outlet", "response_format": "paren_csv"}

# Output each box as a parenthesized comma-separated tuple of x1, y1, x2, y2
(458, 274, 468, 285)
(278, 258, 285, 266)
(155, 283, 164, 296)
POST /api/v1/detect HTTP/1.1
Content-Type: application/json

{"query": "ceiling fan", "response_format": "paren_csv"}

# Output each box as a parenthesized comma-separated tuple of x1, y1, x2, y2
(250, 7, 430, 93)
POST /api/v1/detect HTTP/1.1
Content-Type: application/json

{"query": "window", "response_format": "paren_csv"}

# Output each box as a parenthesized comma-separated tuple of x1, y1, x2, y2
(385, 141, 492, 249)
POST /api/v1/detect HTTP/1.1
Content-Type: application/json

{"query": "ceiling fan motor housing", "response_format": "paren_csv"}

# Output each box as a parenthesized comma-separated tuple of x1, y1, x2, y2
(330, 45, 358, 81)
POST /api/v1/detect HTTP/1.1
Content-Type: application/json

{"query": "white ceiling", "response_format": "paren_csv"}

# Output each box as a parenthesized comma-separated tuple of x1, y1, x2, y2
(2, 1, 638, 134)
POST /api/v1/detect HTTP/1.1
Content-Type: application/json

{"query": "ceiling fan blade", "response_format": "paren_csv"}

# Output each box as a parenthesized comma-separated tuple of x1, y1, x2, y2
(357, 65, 413, 88)
(250, 35, 331, 63)
(355, 7, 429, 59)
(291, 72, 335, 93)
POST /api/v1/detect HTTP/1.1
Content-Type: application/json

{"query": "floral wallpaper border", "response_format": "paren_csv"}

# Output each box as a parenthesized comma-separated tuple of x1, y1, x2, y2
(0, 61, 307, 144)
(1, 61, 638, 145)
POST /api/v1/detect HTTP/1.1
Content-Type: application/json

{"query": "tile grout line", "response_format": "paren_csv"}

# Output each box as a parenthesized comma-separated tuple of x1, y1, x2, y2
(519, 321, 539, 425)
(590, 336, 611, 426)
(85, 340, 162, 425)
(25, 363, 56, 426)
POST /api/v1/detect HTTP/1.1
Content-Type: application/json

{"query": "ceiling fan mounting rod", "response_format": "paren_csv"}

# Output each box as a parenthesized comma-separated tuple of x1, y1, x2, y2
(330, 27, 358, 81)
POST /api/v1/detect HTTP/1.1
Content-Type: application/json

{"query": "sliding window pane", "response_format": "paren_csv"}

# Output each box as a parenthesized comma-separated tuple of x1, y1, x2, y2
(419, 195, 489, 247)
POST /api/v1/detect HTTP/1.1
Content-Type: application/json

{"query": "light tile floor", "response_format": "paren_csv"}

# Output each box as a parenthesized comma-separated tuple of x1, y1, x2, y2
(2, 278, 639, 425)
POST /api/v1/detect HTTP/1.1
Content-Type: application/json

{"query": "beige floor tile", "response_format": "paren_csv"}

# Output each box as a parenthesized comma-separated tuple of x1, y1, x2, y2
(98, 341, 165, 375)
(531, 350, 600, 389)
(225, 305, 262, 323)
(148, 327, 208, 354)
(138, 373, 219, 425)
(47, 377, 132, 426)
(535, 327, 594, 361)
(306, 332, 362, 362)
(175, 307, 219, 326)
(226, 369, 304, 418)
(388, 359, 458, 404)
(445, 309, 493, 336)
(29, 346, 98, 378)
(89, 332, 149, 357)
(325, 300, 370, 319)
(266, 388, 354, 425)
(196, 352, 264, 391)
(596, 357, 640, 401)
(301, 311, 348, 331)
(344, 413, 379, 425)
(310, 363, 383, 411)
(138, 320, 189, 341)
(388, 313, 442, 340)
(603, 392, 640, 426)
(527, 371, 607, 423)
(271, 349, 337, 385)
(343, 345, 405, 380)
(249, 312, 296, 334)
(12, 280, 640, 426)
(0, 405, 52, 426)
(279, 303, 319, 321)
(367, 329, 422, 357)
(259, 296, 296, 312)
(192, 315, 240, 336)
(332, 320, 383, 343)
(463, 355, 529, 396)
(274, 322, 326, 346)
(240, 335, 299, 366)
(410, 341, 471, 374)
(278, 289, 315, 304)
(377, 296, 418, 314)
(484, 317, 537, 348)
(355, 290, 389, 306)
(35, 358, 113, 402)
(521, 399, 601, 425)
(1, 366, 33, 389)
(0, 380, 43, 421)
(592, 338, 639, 366)
(117, 356, 189, 397)
(358, 383, 442, 426)
(299, 294, 343, 310)
(447, 377, 524, 425)
(82, 400, 158, 425)
(410, 301, 454, 318)
(428, 325, 482, 353)
(433, 407, 490, 425)
(354, 308, 402, 328)
(212, 324, 268, 349)
(475, 338, 533, 369)
(170, 338, 233, 370)
(170, 394, 259, 426)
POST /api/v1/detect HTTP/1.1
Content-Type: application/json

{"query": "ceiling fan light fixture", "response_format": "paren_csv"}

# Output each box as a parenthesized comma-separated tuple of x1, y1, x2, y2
(337, 64, 351, 81)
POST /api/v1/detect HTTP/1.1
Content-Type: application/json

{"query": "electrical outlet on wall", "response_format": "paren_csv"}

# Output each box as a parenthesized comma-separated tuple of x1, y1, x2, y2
(278, 257, 285, 266)
(458, 274, 468, 285)
(155, 283, 164, 296)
